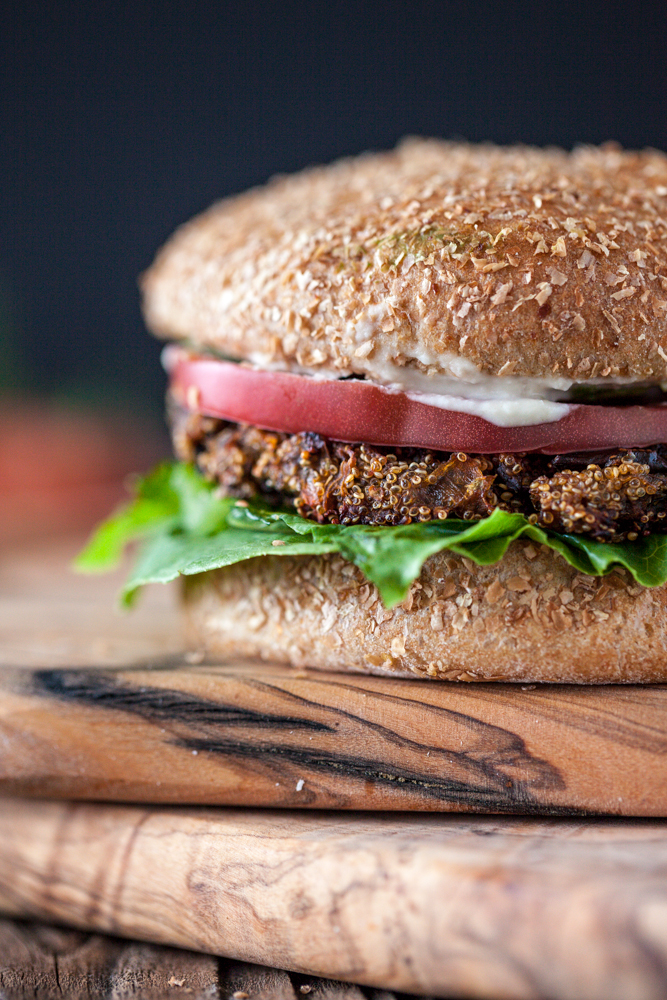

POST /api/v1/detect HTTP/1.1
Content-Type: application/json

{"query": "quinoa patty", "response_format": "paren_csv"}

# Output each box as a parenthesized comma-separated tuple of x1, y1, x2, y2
(171, 402, 667, 543)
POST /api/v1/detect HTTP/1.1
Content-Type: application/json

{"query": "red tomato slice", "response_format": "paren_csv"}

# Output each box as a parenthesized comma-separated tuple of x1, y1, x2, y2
(167, 347, 667, 455)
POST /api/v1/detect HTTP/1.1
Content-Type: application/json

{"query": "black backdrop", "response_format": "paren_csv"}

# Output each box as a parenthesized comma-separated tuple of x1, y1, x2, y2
(4, 0, 667, 414)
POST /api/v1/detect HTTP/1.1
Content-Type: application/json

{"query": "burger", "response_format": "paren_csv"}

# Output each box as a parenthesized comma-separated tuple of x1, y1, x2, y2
(79, 139, 667, 683)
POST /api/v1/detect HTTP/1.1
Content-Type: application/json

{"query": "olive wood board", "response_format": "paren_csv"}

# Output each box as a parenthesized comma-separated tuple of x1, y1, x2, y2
(2, 658, 667, 815)
(1, 798, 666, 1000)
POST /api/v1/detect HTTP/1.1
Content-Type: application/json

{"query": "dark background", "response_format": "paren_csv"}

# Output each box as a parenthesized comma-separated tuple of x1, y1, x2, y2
(4, 0, 667, 417)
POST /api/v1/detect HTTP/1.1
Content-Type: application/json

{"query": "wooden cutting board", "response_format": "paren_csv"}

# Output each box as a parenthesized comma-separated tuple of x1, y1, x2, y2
(1, 798, 666, 1000)
(2, 536, 667, 816)
(3, 658, 667, 815)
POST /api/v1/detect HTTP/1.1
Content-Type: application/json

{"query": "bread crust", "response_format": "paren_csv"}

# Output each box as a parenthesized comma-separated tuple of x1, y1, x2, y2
(143, 140, 667, 383)
(182, 545, 667, 684)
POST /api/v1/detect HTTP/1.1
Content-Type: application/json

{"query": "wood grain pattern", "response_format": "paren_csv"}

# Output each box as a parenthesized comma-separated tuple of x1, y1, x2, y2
(2, 659, 667, 815)
(1, 799, 667, 1000)
(0, 919, 382, 1000)
(0, 918, 219, 999)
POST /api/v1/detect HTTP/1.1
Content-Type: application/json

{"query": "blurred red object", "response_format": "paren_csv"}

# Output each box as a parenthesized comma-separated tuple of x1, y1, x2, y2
(0, 394, 168, 544)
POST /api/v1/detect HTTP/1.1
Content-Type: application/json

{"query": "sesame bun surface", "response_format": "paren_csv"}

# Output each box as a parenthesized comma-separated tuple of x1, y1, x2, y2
(143, 140, 667, 383)
(182, 547, 667, 684)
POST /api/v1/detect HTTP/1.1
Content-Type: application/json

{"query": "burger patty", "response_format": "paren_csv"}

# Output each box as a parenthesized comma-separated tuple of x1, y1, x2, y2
(171, 403, 667, 542)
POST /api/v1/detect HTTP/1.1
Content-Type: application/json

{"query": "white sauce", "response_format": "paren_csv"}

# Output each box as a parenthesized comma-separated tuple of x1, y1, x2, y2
(355, 347, 575, 399)
(349, 307, 648, 426)
(350, 317, 573, 425)
(357, 347, 574, 425)
(403, 392, 569, 427)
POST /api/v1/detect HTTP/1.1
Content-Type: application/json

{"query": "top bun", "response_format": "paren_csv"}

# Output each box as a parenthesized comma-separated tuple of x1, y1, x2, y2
(142, 139, 667, 383)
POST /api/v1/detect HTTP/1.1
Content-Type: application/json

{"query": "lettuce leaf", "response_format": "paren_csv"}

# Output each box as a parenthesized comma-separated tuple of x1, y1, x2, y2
(74, 463, 232, 572)
(76, 461, 667, 607)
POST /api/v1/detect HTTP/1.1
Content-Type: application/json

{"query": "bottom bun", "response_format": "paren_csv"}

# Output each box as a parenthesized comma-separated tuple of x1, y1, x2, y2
(182, 543, 667, 684)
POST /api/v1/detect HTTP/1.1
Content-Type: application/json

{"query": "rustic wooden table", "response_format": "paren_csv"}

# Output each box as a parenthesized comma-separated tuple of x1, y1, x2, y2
(0, 918, 406, 1000)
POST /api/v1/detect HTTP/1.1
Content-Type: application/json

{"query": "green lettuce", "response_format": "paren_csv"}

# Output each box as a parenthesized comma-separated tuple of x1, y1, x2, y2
(75, 461, 667, 607)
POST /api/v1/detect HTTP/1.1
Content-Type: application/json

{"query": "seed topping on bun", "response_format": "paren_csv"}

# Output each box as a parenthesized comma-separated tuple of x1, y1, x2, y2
(143, 139, 667, 383)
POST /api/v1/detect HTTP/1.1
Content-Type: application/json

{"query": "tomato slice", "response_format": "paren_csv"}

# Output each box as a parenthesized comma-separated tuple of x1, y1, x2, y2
(167, 347, 667, 455)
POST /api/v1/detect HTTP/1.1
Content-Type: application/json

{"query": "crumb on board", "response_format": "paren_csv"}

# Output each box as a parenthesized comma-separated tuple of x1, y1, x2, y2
(184, 649, 205, 664)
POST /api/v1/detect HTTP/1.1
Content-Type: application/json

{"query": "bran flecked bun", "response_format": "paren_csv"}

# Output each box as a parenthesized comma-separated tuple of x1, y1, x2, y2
(143, 139, 667, 383)
(182, 545, 666, 684)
